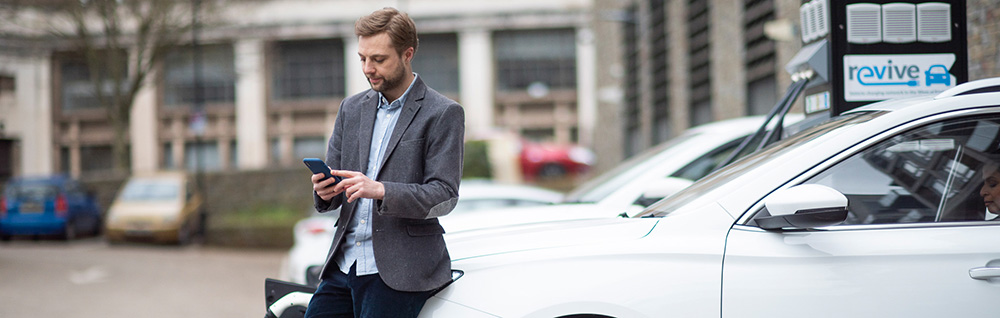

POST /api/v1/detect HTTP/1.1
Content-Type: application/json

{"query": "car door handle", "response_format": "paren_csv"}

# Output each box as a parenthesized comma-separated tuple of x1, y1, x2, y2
(969, 267, 1000, 280)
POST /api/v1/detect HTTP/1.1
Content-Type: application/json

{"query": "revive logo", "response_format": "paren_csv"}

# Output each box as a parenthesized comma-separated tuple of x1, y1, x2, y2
(843, 54, 956, 101)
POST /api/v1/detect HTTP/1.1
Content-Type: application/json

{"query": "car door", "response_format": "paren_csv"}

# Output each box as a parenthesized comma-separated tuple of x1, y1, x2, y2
(722, 113, 1000, 317)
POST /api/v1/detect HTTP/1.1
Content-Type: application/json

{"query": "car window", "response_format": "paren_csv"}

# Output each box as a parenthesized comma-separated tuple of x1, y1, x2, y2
(670, 137, 745, 181)
(641, 112, 882, 217)
(565, 133, 699, 203)
(65, 181, 85, 199)
(120, 179, 181, 201)
(6, 184, 57, 202)
(803, 115, 1000, 224)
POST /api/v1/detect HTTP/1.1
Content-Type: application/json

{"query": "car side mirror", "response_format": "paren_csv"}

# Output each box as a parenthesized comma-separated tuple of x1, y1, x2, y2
(756, 184, 848, 231)
(633, 177, 695, 207)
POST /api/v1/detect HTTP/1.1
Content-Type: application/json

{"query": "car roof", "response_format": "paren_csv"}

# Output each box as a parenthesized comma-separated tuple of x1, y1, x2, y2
(6, 175, 73, 186)
(848, 77, 1000, 115)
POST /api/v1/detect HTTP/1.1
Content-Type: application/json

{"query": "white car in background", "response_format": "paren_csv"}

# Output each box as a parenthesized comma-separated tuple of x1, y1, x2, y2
(442, 114, 804, 232)
(279, 181, 563, 286)
(419, 78, 1000, 317)
(281, 115, 802, 285)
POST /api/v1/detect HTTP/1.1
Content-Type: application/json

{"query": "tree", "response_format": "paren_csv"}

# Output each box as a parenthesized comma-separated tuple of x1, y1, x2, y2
(2, 0, 214, 174)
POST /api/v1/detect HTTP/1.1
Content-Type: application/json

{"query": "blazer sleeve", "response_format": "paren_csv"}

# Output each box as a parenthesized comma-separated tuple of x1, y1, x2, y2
(314, 99, 348, 213)
(378, 102, 465, 219)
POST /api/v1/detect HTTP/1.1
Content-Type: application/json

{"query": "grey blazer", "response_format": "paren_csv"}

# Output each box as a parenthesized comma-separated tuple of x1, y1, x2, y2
(314, 77, 465, 292)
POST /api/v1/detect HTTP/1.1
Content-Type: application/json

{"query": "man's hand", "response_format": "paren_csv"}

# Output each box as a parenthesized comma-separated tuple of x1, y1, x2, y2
(311, 172, 343, 202)
(331, 170, 385, 203)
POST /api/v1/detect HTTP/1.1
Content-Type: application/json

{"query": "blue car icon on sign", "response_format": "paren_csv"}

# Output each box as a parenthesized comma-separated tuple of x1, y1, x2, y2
(925, 64, 951, 86)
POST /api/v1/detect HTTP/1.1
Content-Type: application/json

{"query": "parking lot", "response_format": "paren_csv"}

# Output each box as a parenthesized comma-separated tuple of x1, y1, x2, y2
(0, 238, 284, 318)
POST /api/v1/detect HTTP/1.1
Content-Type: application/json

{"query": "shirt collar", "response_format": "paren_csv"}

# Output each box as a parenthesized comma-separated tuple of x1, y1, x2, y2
(378, 73, 418, 111)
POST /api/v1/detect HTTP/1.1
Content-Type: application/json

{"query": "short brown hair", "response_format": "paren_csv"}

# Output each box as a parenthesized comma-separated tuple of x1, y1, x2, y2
(355, 7, 419, 54)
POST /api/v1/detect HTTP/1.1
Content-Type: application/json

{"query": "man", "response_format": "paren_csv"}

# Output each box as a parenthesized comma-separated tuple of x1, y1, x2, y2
(305, 7, 465, 318)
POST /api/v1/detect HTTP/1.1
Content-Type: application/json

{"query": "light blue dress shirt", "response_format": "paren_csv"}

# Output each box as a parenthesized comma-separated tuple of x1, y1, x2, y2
(335, 74, 418, 276)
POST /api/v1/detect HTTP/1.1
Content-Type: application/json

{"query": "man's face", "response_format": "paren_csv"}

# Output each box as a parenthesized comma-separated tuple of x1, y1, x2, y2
(357, 32, 413, 97)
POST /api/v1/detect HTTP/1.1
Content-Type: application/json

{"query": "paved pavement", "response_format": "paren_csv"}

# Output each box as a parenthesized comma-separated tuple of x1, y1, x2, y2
(0, 238, 286, 318)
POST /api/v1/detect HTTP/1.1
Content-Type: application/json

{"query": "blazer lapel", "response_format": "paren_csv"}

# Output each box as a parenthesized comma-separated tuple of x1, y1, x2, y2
(357, 90, 379, 172)
(378, 77, 425, 177)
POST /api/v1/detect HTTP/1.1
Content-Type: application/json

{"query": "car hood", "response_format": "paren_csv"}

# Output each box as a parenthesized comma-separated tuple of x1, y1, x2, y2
(445, 217, 659, 262)
(441, 203, 625, 234)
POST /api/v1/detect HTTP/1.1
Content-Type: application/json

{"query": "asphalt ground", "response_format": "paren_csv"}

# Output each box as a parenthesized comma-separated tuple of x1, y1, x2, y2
(0, 238, 285, 318)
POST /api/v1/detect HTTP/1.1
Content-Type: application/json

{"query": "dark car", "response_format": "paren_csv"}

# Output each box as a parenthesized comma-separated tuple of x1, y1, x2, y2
(0, 175, 103, 240)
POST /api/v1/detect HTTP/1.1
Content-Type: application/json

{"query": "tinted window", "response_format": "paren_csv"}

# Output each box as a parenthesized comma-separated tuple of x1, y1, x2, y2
(120, 180, 180, 201)
(6, 184, 57, 202)
(670, 137, 745, 181)
(805, 115, 1000, 224)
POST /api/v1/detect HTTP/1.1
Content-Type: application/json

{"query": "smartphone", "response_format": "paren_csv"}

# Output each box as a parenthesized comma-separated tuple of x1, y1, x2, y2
(303, 158, 343, 184)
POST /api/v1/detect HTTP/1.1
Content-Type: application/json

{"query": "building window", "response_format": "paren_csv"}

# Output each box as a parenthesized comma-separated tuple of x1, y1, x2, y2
(522, 128, 555, 142)
(184, 141, 221, 172)
(747, 77, 778, 115)
(273, 39, 345, 100)
(649, 0, 671, 144)
(80, 145, 114, 174)
(412, 33, 459, 95)
(60, 146, 71, 174)
(59, 57, 126, 112)
(164, 44, 236, 106)
(623, 3, 642, 157)
(293, 137, 326, 160)
(270, 138, 281, 164)
(688, 0, 712, 125)
(0, 75, 14, 100)
(494, 29, 577, 92)
(163, 143, 174, 169)
(744, 0, 778, 115)
(229, 140, 238, 169)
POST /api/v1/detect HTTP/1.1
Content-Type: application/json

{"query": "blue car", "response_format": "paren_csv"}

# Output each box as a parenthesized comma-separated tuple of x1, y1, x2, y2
(0, 176, 103, 240)
(925, 64, 951, 86)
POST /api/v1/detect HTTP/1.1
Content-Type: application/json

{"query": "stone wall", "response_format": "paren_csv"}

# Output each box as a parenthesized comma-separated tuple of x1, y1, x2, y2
(81, 167, 314, 248)
(967, 1, 1000, 80)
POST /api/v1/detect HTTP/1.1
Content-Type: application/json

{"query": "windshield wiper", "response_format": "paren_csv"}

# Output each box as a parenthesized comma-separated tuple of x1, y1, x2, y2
(716, 76, 811, 169)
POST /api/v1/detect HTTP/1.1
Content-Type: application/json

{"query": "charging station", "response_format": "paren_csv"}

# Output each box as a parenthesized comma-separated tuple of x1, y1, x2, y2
(787, 0, 967, 116)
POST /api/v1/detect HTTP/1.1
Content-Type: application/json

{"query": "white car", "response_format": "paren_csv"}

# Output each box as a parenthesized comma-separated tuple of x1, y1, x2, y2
(420, 78, 1000, 317)
(279, 181, 563, 286)
(281, 115, 801, 285)
(442, 114, 804, 232)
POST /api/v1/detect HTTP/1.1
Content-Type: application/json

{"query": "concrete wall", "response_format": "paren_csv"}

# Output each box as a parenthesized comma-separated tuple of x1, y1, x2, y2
(967, 0, 1000, 80)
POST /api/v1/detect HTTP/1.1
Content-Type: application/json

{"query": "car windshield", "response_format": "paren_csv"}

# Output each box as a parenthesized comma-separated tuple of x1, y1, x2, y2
(564, 133, 700, 203)
(637, 111, 884, 217)
(5, 184, 58, 202)
(120, 179, 180, 201)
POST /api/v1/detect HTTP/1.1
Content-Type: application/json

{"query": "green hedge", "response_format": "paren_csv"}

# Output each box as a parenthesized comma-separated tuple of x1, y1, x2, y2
(463, 140, 492, 179)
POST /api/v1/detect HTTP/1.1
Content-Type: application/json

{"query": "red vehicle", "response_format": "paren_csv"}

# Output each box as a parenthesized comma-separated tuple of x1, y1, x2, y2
(519, 141, 594, 180)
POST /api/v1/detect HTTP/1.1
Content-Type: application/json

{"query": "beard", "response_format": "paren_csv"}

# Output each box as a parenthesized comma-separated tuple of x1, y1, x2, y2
(369, 61, 407, 94)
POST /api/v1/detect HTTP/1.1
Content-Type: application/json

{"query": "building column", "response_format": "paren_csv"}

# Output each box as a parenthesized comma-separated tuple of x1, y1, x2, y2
(344, 36, 369, 98)
(668, 0, 691, 134)
(234, 39, 268, 170)
(710, 0, 747, 120)
(17, 55, 53, 176)
(590, 0, 627, 174)
(575, 27, 597, 148)
(458, 29, 495, 139)
(130, 47, 159, 173)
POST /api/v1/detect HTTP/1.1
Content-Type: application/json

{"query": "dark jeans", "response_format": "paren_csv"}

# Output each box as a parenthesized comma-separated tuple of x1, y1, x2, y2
(304, 264, 433, 318)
